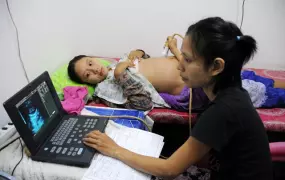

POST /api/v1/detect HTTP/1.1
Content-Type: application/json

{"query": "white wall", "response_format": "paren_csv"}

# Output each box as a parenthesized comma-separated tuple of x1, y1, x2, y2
(0, 1, 28, 127)
(7, 0, 239, 80)
(0, 0, 284, 127)
(241, 0, 285, 69)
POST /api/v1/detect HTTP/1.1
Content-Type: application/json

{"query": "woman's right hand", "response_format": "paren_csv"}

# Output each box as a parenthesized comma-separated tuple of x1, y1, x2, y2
(167, 36, 183, 61)
(83, 130, 121, 158)
(167, 36, 178, 52)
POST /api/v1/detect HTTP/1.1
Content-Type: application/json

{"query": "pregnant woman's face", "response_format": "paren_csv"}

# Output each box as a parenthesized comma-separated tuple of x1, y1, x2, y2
(75, 57, 109, 84)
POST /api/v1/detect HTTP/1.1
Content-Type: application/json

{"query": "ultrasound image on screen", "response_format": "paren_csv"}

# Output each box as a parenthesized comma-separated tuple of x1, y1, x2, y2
(18, 92, 49, 135)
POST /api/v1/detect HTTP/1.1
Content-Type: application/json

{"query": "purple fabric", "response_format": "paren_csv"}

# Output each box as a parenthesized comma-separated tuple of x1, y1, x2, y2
(159, 87, 209, 111)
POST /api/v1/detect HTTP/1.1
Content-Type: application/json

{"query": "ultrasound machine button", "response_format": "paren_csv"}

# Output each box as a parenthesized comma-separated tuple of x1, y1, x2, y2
(77, 148, 83, 155)
(50, 146, 56, 153)
(62, 148, 68, 154)
(56, 147, 62, 154)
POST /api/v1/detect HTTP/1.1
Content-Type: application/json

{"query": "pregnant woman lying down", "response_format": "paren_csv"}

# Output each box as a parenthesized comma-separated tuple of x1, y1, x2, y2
(68, 42, 285, 111)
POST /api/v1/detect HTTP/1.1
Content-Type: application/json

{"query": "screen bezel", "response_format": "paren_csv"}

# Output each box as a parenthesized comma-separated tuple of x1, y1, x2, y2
(3, 71, 66, 155)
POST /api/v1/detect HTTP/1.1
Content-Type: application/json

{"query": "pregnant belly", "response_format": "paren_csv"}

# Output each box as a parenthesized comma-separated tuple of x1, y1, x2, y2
(138, 57, 185, 95)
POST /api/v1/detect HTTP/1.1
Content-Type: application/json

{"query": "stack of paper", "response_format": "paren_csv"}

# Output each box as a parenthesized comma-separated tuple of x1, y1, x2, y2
(81, 121, 164, 180)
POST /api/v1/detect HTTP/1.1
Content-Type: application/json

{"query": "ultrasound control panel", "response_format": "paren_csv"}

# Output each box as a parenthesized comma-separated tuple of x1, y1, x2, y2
(40, 117, 107, 158)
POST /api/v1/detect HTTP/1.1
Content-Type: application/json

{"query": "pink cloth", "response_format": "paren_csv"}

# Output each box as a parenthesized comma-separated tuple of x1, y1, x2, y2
(270, 142, 285, 156)
(61, 86, 88, 114)
(270, 142, 285, 161)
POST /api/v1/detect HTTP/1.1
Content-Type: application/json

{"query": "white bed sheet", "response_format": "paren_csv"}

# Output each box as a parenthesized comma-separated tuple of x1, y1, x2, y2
(0, 131, 87, 180)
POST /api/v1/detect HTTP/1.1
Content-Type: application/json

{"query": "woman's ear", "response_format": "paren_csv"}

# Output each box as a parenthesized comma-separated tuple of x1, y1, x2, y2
(210, 58, 225, 76)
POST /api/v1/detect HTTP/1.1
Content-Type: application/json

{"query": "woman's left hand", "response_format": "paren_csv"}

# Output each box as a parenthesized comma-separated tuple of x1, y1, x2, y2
(83, 130, 120, 158)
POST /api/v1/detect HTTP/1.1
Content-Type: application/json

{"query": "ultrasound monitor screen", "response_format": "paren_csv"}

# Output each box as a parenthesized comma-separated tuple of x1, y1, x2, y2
(16, 82, 58, 137)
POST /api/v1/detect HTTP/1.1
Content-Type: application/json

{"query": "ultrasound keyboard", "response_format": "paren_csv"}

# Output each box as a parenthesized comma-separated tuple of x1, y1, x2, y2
(42, 117, 106, 158)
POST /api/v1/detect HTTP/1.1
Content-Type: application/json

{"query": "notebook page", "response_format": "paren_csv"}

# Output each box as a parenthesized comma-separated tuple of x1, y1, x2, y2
(81, 121, 164, 180)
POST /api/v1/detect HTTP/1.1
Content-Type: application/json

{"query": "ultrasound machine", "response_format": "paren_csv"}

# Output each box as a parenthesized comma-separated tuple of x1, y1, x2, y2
(3, 71, 108, 167)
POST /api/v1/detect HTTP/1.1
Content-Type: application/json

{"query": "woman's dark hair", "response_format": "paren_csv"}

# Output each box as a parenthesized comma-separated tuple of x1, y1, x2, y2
(186, 17, 257, 94)
(67, 55, 87, 83)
